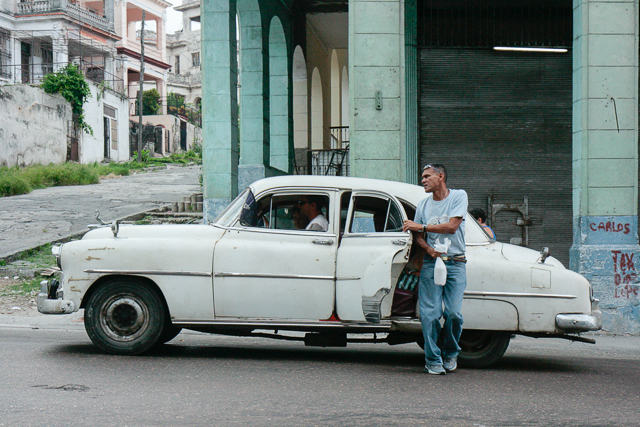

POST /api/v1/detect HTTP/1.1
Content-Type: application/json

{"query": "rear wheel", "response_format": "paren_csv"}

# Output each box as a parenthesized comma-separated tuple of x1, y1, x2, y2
(458, 330, 511, 368)
(85, 279, 165, 355)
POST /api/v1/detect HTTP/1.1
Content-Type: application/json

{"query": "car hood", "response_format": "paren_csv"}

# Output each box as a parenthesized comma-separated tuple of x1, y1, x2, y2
(500, 242, 565, 268)
(82, 224, 225, 241)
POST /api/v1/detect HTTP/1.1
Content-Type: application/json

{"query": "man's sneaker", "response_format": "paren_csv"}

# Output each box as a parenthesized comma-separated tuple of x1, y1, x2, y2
(425, 364, 446, 375)
(443, 357, 457, 372)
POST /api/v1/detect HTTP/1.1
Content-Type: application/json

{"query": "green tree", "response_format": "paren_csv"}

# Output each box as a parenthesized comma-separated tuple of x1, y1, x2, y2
(142, 88, 161, 115)
(40, 64, 92, 135)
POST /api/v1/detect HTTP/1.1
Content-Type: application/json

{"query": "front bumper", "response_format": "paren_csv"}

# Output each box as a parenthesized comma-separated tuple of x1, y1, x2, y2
(556, 299, 602, 332)
(37, 279, 75, 315)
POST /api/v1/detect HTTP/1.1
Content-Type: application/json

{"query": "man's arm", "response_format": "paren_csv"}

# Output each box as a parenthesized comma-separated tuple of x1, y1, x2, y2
(413, 232, 441, 259)
(402, 216, 463, 235)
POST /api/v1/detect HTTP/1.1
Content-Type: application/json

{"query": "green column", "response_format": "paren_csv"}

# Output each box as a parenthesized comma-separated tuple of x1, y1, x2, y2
(201, 0, 239, 221)
(571, 0, 640, 333)
(349, 0, 406, 181)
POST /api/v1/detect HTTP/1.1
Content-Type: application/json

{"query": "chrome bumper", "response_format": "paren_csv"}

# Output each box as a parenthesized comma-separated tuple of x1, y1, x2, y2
(37, 279, 76, 315)
(556, 299, 602, 332)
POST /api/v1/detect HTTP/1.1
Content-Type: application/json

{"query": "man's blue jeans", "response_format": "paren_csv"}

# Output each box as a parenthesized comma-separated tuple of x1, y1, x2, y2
(418, 257, 467, 366)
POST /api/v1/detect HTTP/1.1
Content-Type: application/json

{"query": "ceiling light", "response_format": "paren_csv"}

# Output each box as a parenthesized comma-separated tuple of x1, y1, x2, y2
(493, 47, 568, 53)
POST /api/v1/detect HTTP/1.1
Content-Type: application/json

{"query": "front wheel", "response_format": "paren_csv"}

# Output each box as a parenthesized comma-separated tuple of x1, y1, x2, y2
(85, 280, 165, 355)
(457, 330, 511, 368)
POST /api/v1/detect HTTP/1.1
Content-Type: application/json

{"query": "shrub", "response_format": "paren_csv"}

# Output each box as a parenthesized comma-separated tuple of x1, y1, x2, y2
(40, 65, 93, 135)
(0, 169, 32, 197)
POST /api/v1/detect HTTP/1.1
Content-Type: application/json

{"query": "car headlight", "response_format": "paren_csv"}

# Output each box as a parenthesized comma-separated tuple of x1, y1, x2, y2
(52, 244, 62, 269)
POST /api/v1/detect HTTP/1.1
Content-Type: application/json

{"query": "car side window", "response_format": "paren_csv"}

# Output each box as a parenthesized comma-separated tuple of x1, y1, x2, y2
(349, 195, 404, 233)
(242, 192, 330, 232)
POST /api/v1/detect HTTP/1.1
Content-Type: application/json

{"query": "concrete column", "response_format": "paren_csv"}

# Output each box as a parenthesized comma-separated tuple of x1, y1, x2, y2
(52, 30, 68, 72)
(201, 0, 239, 221)
(571, 0, 640, 333)
(349, 0, 405, 181)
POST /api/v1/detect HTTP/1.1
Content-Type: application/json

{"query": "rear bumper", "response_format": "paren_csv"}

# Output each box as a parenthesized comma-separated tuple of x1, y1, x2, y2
(556, 299, 602, 332)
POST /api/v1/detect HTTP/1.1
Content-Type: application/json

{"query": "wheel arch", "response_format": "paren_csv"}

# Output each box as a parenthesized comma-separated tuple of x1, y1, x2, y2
(81, 275, 170, 319)
(461, 297, 519, 331)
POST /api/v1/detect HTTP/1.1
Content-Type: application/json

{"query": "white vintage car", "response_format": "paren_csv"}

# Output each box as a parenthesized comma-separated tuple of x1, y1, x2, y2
(38, 176, 601, 367)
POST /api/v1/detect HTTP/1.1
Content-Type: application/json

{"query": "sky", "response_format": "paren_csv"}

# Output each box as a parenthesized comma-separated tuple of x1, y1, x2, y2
(166, 0, 183, 34)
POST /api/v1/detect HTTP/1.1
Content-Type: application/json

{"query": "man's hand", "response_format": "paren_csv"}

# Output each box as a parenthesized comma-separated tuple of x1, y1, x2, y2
(403, 220, 423, 232)
(427, 248, 443, 259)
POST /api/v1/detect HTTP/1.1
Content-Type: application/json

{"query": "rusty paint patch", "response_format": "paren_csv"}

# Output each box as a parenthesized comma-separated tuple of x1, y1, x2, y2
(85, 256, 101, 261)
(87, 247, 115, 251)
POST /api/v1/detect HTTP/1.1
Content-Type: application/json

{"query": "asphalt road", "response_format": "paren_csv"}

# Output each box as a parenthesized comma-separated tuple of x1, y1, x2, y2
(0, 320, 638, 427)
(0, 165, 201, 258)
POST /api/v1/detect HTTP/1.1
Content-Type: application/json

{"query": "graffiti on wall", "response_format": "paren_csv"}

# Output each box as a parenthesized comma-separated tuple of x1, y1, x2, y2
(611, 250, 639, 298)
(590, 221, 631, 234)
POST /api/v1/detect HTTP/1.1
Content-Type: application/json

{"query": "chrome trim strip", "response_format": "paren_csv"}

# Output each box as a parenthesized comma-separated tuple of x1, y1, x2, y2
(172, 319, 394, 330)
(214, 272, 335, 280)
(464, 291, 576, 299)
(84, 269, 212, 277)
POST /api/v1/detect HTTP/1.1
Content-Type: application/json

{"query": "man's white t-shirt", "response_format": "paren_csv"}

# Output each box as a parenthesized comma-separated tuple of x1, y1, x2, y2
(414, 189, 468, 255)
(306, 214, 329, 232)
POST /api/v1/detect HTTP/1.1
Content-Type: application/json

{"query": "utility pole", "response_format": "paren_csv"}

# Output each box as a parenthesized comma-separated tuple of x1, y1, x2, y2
(137, 11, 145, 163)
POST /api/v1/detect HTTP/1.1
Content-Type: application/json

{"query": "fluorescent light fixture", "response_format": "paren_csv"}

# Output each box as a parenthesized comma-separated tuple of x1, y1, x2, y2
(494, 46, 568, 53)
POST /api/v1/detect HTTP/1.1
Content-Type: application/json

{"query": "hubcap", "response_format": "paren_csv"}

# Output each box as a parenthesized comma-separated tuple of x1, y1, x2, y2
(100, 295, 149, 342)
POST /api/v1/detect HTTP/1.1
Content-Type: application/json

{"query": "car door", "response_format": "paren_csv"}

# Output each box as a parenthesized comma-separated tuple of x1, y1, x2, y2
(212, 189, 338, 320)
(335, 191, 412, 322)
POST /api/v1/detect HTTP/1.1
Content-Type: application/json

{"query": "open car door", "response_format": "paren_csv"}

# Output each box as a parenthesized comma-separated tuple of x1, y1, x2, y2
(335, 191, 412, 322)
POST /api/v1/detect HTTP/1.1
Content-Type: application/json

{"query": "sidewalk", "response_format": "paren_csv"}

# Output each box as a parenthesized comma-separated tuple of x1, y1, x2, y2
(0, 165, 201, 259)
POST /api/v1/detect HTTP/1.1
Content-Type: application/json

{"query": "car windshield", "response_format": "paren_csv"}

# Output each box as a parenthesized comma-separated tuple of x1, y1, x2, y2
(213, 189, 250, 226)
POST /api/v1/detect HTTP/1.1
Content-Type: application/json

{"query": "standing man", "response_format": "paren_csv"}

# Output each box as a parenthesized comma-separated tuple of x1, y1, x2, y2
(403, 164, 468, 375)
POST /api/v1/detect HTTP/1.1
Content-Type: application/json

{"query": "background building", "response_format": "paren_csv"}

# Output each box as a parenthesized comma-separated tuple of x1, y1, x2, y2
(202, 0, 638, 334)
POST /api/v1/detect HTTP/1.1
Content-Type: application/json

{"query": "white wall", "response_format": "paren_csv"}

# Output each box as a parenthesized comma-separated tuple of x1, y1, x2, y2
(0, 85, 70, 167)
(79, 82, 130, 163)
(141, 114, 202, 154)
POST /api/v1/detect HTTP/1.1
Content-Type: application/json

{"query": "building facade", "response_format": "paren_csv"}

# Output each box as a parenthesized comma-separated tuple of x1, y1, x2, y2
(201, 0, 640, 334)
(0, 0, 131, 163)
(166, 0, 202, 108)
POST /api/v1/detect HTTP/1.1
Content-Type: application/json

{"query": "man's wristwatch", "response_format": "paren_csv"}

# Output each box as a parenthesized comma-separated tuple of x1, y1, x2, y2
(422, 224, 428, 233)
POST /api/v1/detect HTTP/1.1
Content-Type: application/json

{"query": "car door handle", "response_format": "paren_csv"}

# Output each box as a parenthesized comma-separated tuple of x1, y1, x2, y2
(392, 239, 407, 246)
(313, 239, 334, 246)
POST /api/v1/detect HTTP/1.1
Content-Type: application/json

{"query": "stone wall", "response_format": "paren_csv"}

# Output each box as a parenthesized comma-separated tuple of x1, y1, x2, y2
(0, 85, 71, 167)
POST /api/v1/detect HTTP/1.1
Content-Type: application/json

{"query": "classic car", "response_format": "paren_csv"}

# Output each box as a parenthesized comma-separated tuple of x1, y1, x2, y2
(38, 176, 602, 367)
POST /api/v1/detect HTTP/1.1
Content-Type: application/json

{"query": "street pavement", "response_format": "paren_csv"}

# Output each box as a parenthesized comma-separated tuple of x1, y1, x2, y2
(0, 165, 201, 259)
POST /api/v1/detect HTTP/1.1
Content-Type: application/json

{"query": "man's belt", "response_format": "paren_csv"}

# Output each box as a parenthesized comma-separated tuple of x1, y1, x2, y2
(440, 254, 467, 263)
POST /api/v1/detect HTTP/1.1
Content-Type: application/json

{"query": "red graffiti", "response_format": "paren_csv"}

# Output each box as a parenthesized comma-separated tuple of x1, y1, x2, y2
(612, 251, 639, 298)
(615, 285, 639, 298)
(590, 222, 631, 234)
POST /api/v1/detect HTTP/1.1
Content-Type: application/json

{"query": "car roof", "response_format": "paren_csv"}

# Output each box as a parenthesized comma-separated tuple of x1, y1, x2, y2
(249, 175, 429, 205)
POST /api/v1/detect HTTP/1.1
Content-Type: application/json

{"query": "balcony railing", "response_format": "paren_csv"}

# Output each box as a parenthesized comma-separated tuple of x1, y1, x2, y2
(66, 3, 110, 31)
(3, 60, 125, 96)
(16, 0, 112, 33)
(330, 126, 349, 149)
(167, 72, 201, 86)
(295, 147, 350, 177)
